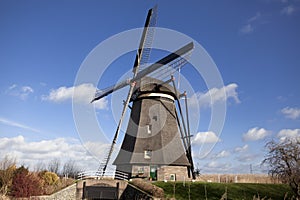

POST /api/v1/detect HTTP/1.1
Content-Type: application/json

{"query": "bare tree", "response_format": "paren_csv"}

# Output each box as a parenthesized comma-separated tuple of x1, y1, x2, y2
(262, 138, 300, 198)
(62, 159, 80, 179)
(47, 158, 61, 175)
(33, 161, 46, 172)
(0, 155, 16, 170)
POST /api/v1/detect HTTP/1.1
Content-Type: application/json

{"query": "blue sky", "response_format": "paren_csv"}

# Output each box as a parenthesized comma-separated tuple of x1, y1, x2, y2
(0, 0, 300, 174)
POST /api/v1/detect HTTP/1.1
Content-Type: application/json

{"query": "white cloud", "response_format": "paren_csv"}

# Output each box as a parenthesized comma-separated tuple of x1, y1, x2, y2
(281, 107, 300, 119)
(234, 144, 249, 153)
(242, 127, 271, 141)
(236, 153, 260, 162)
(0, 117, 41, 133)
(8, 84, 17, 90)
(192, 131, 221, 144)
(6, 84, 34, 100)
(277, 129, 300, 142)
(240, 24, 254, 34)
(22, 86, 34, 93)
(190, 83, 240, 108)
(248, 12, 261, 23)
(215, 150, 230, 158)
(199, 160, 265, 174)
(0, 135, 24, 149)
(281, 5, 296, 15)
(240, 12, 263, 35)
(206, 161, 222, 168)
(203, 161, 232, 173)
(0, 135, 110, 171)
(43, 83, 108, 110)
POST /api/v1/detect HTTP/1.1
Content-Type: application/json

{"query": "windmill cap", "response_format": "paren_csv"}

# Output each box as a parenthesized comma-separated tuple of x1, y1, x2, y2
(133, 76, 180, 100)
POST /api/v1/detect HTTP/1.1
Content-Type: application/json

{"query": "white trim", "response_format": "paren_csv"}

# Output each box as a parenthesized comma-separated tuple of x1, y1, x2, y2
(147, 124, 152, 134)
(139, 93, 175, 100)
(144, 150, 152, 159)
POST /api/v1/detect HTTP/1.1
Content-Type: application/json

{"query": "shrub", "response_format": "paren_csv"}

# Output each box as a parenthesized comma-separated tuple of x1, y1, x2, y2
(11, 166, 43, 197)
(41, 171, 59, 185)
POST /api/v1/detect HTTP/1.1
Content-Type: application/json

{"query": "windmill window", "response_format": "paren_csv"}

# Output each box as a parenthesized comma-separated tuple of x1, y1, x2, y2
(144, 150, 152, 159)
(152, 116, 158, 121)
(170, 174, 176, 181)
(147, 124, 152, 134)
(138, 167, 144, 175)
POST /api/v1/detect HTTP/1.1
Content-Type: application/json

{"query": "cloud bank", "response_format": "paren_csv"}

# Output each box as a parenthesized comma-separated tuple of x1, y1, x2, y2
(243, 127, 271, 141)
(0, 135, 110, 171)
(43, 83, 108, 110)
(190, 83, 240, 108)
(281, 107, 300, 119)
(192, 131, 221, 145)
(277, 129, 300, 142)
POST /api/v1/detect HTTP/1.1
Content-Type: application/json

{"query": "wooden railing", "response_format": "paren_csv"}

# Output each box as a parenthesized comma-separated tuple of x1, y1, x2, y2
(77, 170, 128, 180)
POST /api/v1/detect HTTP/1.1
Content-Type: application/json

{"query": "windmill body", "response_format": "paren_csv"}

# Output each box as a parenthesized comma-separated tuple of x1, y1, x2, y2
(92, 6, 196, 180)
(113, 77, 190, 180)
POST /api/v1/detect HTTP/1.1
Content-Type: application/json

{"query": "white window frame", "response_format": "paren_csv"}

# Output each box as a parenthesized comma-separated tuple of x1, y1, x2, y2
(147, 124, 152, 134)
(144, 150, 152, 159)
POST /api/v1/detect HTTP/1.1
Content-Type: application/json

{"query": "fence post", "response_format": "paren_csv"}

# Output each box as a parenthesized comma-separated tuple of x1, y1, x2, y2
(116, 182, 119, 200)
(82, 181, 86, 200)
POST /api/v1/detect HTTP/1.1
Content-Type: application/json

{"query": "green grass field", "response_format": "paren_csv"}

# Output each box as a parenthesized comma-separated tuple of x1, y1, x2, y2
(153, 181, 294, 200)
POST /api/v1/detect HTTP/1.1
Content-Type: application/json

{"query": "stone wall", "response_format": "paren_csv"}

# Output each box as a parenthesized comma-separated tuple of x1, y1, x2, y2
(30, 183, 76, 200)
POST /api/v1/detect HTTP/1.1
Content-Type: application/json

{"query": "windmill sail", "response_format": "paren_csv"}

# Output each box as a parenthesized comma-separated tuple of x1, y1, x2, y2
(184, 94, 196, 179)
(132, 5, 157, 76)
(96, 6, 159, 177)
(91, 42, 193, 102)
(133, 42, 193, 82)
(92, 6, 158, 103)
(146, 49, 192, 82)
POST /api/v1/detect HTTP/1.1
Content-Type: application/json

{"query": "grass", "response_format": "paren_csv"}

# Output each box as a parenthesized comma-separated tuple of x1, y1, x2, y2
(153, 181, 294, 200)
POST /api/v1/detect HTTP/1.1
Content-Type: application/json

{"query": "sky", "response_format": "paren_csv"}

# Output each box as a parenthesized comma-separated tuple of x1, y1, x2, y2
(0, 0, 300, 174)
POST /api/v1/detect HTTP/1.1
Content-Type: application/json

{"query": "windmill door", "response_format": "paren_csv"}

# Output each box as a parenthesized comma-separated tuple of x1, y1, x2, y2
(150, 165, 157, 180)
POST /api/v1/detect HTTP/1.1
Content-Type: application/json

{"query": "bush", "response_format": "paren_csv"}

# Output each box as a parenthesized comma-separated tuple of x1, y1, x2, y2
(11, 166, 43, 197)
(40, 171, 59, 185)
(0, 156, 76, 197)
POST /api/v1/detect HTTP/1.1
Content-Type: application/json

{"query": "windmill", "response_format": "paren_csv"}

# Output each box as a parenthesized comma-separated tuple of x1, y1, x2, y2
(92, 5, 196, 180)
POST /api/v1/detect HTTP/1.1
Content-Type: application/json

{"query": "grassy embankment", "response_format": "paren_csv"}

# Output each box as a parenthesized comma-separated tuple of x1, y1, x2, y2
(153, 181, 294, 200)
